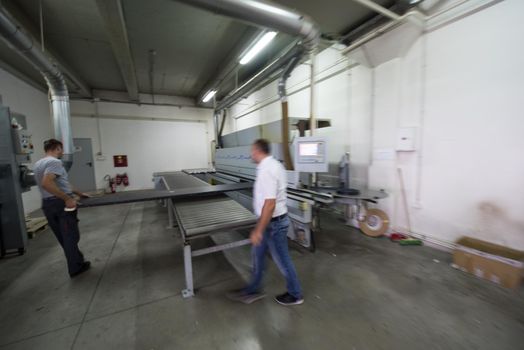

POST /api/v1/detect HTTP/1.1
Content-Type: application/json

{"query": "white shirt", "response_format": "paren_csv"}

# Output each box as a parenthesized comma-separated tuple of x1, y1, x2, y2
(253, 155, 287, 218)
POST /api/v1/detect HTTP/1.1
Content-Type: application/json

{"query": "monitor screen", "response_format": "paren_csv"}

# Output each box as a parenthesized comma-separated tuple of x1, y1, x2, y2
(299, 142, 320, 156)
(293, 137, 328, 172)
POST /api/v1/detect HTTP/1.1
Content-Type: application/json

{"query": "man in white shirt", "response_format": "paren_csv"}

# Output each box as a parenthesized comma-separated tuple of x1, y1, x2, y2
(228, 139, 303, 305)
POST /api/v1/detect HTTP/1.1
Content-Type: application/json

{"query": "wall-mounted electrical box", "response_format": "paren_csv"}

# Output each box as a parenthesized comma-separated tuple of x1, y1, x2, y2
(396, 127, 417, 152)
(13, 130, 33, 155)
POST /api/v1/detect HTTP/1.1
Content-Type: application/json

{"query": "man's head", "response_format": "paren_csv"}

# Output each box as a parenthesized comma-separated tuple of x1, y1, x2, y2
(44, 139, 63, 158)
(251, 138, 271, 164)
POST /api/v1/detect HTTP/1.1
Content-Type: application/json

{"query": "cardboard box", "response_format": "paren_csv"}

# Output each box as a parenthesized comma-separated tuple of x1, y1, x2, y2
(452, 237, 524, 289)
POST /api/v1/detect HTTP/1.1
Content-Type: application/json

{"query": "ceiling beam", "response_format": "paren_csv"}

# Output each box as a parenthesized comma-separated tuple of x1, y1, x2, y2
(95, 0, 139, 101)
(0, 2, 92, 97)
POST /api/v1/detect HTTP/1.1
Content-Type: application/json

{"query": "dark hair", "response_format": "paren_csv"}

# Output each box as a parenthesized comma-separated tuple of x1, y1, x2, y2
(43, 139, 63, 152)
(253, 138, 271, 155)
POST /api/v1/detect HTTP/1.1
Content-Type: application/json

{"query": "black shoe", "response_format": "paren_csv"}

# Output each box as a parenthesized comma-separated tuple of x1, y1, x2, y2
(70, 261, 91, 278)
(275, 292, 304, 306)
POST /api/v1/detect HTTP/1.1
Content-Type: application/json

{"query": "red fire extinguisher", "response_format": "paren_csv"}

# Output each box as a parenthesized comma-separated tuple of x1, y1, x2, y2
(104, 174, 116, 193)
(122, 173, 129, 187)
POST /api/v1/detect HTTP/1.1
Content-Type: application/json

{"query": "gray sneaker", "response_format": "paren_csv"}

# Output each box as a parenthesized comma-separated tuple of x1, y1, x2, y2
(226, 288, 266, 304)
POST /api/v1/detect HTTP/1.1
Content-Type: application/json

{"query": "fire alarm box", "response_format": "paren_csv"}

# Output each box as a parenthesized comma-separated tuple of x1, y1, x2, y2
(113, 155, 128, 167)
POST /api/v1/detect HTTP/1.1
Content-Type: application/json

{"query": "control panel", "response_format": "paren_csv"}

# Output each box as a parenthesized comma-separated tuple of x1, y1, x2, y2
(13, 129, 34, 155)
(293, 136, 328, 173)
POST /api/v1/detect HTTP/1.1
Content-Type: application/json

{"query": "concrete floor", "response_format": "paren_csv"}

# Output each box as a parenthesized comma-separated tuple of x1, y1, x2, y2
(0, 202, 523, 350)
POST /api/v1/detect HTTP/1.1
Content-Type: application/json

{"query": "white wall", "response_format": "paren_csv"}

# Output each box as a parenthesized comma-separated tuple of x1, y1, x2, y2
(70, 100, 214, 190)
(367, 0, 524, 250)
(227, 0, 524, 250)
(0, 68, 52, 214)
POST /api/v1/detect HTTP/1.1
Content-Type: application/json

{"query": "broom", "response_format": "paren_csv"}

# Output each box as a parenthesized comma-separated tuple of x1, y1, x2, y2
(397, 168, 422, 246)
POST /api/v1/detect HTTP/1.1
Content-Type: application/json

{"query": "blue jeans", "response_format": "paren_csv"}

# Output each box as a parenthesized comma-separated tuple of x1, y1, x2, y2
(246, 215, 302, 299)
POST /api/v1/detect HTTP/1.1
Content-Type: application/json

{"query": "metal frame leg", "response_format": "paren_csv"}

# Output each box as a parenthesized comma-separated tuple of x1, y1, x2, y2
(182, 243, 194, 298)
(167, 199, 174, 228)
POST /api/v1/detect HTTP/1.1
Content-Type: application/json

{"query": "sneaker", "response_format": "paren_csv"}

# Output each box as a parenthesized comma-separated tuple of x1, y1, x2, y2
(70, 261, 91, 278)
(226, 288, 266, 304)
(275, 292, 304, 306)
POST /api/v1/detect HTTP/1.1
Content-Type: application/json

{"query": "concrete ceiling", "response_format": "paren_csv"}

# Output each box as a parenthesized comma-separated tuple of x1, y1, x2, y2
(0, 0, 398, 104)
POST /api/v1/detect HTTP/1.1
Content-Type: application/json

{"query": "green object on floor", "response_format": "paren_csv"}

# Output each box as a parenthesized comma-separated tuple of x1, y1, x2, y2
(399, 238, 422, 246)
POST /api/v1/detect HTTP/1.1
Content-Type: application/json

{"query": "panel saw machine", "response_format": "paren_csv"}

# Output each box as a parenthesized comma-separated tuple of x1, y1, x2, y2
(183, 118, 390, 249)
(179, 119, 334, 252)
(206, 140, 332, 251)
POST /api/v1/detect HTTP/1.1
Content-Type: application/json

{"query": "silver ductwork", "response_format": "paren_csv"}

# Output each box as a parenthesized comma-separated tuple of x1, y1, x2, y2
(174, 0, 320, 112)
(217, 44, 305, 111)
(175, 0, 320, 157)
(278, 54, 301, 100)
(0, 9, 74, 169)
(174, 0, 319, 51)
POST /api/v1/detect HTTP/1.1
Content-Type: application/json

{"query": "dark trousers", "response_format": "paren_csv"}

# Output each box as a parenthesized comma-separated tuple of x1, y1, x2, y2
(42, 198, 85, 275)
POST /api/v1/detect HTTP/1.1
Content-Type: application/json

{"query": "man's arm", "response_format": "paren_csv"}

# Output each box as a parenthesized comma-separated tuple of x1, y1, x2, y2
(41, 173, 77, 208)
(250, 199, 276, 246)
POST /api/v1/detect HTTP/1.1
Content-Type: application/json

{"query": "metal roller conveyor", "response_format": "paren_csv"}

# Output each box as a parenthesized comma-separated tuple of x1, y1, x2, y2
(75, 171, 256, 298)
(158, 171, 211, 190)
(172, 194, 256, 298)
(173, 196, 256, 238)
(151, 171, 256, 298)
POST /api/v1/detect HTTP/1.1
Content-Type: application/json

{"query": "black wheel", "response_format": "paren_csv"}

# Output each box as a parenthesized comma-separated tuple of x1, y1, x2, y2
(18, 248, 25, 256)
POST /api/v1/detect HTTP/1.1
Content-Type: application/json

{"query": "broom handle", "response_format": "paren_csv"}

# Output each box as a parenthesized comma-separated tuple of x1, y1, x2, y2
(397, 168, 412, 234)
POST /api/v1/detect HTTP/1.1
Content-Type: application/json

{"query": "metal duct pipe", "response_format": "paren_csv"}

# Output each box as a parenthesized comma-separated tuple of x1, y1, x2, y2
(0, 9, 74, 169)
(277, 54, 301, 100)
(309, 51, 316, 136)
(217, 44, 305, 111)
(173, 0, 319, 51)
(213, 111, 220, 149)
(218, 110, 227, 148)
(278, 55, 300, 170)
(177, 0, 319, 165)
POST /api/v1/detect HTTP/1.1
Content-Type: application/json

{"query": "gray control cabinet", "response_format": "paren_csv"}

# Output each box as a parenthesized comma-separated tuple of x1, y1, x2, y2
(0, 106, 29, 256)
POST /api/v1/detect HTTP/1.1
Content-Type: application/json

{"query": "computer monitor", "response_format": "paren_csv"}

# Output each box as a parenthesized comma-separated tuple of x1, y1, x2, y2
(294, 137, 328, 172)
(299, 142, 320, 157)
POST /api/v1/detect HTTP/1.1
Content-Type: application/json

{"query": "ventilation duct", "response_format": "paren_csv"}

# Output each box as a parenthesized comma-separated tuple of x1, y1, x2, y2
(0, 9, 74, 169)
(174, 0, 319, 51)
(174, 0, 320, 111)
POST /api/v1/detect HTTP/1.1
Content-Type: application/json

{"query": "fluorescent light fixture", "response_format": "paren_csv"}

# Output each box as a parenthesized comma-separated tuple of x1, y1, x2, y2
(202, 90, 217, 103)
(239, 31, 277, 65)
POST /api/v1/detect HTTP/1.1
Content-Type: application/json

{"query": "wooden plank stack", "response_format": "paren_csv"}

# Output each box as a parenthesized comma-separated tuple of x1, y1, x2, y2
(25, 217, 48, 239)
